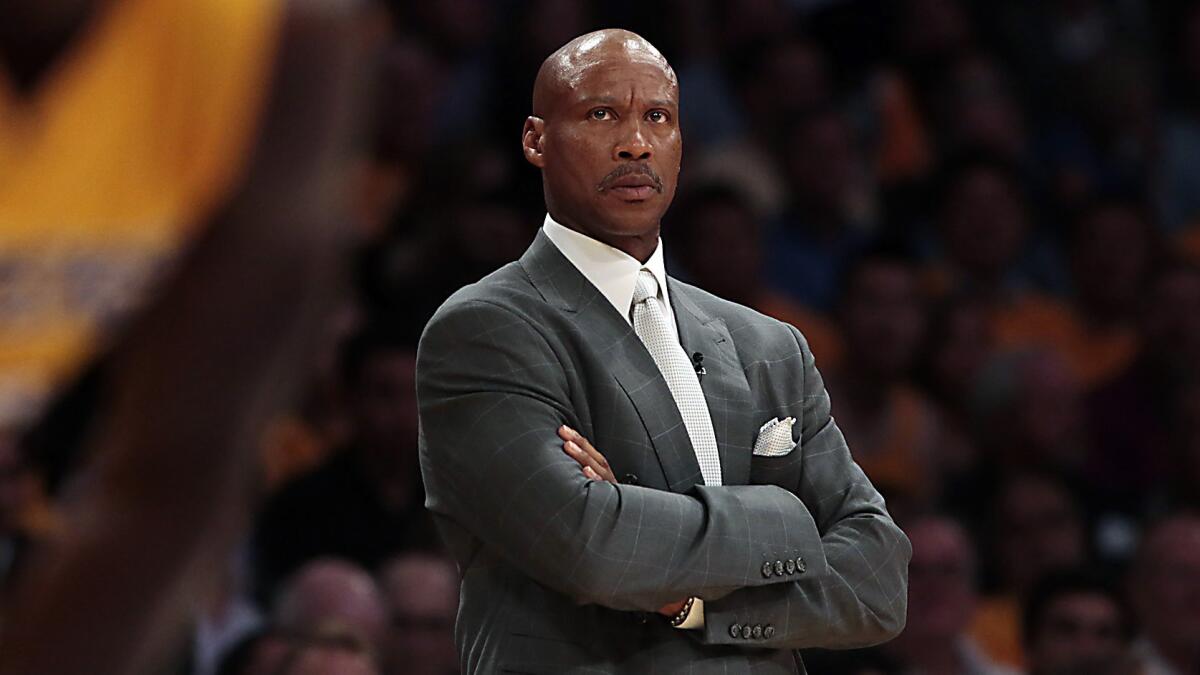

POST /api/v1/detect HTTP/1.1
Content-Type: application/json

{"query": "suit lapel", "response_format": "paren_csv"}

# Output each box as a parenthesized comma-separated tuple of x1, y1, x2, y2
(669, 281, 756, 488)
(520, 232, 705, 492)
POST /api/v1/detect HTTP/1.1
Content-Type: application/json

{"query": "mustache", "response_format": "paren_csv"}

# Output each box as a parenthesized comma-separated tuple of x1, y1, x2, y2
(597, 163, 663, 192)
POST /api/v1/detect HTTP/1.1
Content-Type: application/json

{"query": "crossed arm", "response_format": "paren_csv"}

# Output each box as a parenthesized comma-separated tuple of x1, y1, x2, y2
(417, 299, 910, 649)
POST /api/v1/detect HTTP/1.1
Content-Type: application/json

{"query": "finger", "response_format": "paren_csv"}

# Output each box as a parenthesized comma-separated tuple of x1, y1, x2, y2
(571, 433, 611, 473)
(584, 466, 601, 480)
(564, 440, 603, 475)
(558, 425, 575, 442)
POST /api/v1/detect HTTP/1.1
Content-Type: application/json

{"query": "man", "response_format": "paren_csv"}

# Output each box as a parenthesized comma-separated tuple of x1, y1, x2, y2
(417, 29, 910, 673)
(378, 552, 458, 675)
(1022, 570, 1134, 675)
(255, 326, 434, 595)
(1129, 514, 1200, 675)
(272, 558, 389, 656)
(881, 516, 1016, 675)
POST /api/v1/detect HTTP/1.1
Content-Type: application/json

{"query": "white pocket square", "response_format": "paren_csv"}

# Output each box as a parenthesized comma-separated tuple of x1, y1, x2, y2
(753, 417, 797, 457)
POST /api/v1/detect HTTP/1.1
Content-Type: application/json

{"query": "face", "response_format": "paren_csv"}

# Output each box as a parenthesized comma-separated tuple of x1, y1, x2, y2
(903, 520, 976, 641)
(942, 167, 1028, 279)
(1029, 592, 1127, 675)
(841, 261, 925, 380)
(1072, 206, 1149, 315)
(995, 477, 1084, 593)
(1133, 519, 1200, 654)
(351, 351, 418, 476)
(524, 45, 681, 249)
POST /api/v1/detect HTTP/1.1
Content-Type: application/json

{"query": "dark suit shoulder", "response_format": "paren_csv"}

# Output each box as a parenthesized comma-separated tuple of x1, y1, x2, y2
(671, 279, 811, 358)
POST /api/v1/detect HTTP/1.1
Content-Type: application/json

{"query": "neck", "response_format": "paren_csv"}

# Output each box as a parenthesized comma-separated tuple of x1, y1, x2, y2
(547, 208, 660, 263)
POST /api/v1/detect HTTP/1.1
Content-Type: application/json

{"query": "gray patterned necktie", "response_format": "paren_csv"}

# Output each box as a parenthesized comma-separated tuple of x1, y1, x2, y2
(631, 269, 723, 485)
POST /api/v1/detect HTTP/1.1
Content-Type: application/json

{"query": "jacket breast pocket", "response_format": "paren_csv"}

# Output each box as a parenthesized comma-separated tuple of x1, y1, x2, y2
(749, 442, 804, 488)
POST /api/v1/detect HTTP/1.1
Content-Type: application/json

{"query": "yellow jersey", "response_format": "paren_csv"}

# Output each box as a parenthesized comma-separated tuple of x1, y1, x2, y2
(0, 0, 283, 431)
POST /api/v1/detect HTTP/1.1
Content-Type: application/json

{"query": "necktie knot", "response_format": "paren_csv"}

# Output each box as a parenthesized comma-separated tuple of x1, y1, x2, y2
(632, 269, 659, 306)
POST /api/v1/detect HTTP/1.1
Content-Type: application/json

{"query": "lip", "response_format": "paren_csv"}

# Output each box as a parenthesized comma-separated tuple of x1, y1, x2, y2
(608, 185, 657, 201)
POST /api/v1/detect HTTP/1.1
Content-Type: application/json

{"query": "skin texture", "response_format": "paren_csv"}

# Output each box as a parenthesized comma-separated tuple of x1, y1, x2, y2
(521, 29, 682, 263)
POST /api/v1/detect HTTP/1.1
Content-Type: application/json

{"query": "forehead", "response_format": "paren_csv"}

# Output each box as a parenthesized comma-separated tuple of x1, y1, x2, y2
(569, 62, 676, 101)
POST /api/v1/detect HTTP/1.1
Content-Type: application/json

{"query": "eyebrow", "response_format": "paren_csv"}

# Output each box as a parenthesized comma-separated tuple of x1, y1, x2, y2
(578, 96, 677, 108)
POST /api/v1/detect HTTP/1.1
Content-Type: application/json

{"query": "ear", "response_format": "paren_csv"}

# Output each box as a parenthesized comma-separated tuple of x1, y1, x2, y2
(522, 116, 546, 168)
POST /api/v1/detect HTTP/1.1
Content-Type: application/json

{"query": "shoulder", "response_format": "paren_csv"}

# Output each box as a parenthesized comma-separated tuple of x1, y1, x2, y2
(671, 279, 813, 358)
(418, 262, 555, 356)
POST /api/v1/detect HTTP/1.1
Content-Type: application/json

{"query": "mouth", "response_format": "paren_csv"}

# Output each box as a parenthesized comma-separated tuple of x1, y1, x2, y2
(599, 169, 663, 202)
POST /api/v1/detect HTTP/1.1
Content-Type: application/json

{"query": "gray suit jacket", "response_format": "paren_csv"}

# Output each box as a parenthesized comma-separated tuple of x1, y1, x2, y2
(416, 231, 911, 674)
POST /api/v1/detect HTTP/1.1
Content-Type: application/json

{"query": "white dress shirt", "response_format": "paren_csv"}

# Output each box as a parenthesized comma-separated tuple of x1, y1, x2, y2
(542, 214, 678, 336)
(542, 213, 705, 629)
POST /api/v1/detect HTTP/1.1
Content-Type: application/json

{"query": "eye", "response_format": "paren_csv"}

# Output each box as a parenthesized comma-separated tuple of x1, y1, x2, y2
(589, 108, 614, 121)
(646, 110, 670, 123)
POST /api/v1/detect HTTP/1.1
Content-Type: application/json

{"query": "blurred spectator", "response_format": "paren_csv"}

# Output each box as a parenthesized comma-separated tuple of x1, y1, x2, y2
(224, 628, 380, 675)
(379, 552, 458, 675)
(189, 551, 263, 675)
(830, 248, 941, 514)
(690, 36, 834, 217)
(670, 183, 843, 368)
(970, 470, 1089, 670)
(929, 54, 1028, 165)
(767, 106, 876, 311)
(1128, 513, 1200, 675)
(272, 558, 388, 657)
(0, 432, 58, 594)
(1158, 1, 1200, 232)
(971, 349, 1089, 478)
(917, 297, 992, 487)
(215, 630, 291, 675)
(254, 324, 434, 598)
(1087, 261, 1200, 510)
(1022, 569, 1135, 675)
(885, 515, 1018, 675)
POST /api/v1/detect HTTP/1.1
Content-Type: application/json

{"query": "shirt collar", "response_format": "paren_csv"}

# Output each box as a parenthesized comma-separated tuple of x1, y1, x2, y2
(541, 213, 671, 323)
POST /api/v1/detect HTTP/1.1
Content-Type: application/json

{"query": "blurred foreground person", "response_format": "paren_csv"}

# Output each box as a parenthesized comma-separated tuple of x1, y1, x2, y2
(1129, 514, 1200, 675)
(0, 0, 365, 673)
(1022, 570, 1134, 675)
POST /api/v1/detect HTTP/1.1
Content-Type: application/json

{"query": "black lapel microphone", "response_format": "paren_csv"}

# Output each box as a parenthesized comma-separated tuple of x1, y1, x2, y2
(691, 352, 706, 381)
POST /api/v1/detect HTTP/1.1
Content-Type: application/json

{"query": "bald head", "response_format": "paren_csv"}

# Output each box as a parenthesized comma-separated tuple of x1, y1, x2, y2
(532, 29, 677, 119)
(522, 29, 683, 262)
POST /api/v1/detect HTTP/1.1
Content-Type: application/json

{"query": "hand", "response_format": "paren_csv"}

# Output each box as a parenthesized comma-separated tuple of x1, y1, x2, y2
(657, 598, 688, 617)
(558, 426, 688, 619)
(558, 425, 617, 483)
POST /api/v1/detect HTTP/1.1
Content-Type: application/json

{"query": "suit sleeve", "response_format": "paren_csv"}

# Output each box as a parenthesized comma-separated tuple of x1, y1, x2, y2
(699, 326, 912, 649)
(417, 298, 830, 612)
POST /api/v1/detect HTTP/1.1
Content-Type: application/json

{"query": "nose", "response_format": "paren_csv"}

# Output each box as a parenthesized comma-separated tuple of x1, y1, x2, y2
(614, 122, 652, 161)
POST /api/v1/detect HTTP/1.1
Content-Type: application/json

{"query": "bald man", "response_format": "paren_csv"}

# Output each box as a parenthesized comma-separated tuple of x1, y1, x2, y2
(417, 29, 910, 673)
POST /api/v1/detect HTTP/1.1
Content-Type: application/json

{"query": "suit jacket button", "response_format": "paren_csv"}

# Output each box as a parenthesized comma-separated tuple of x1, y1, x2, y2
(784, 558, 796, 575)
(623, 473, 639, 485)
(796, 556, 806, 574)
(752, 624, 764, 639)
(741, 624, 754, 639)
(764, 625, 775, 639)
(729, 623, 742, 639)
(774, 560, 785, 576)
(761, 561, 774, 578)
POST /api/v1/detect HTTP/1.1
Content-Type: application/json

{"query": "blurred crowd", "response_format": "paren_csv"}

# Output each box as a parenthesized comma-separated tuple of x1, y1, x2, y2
(8, 0, 1200, 673)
